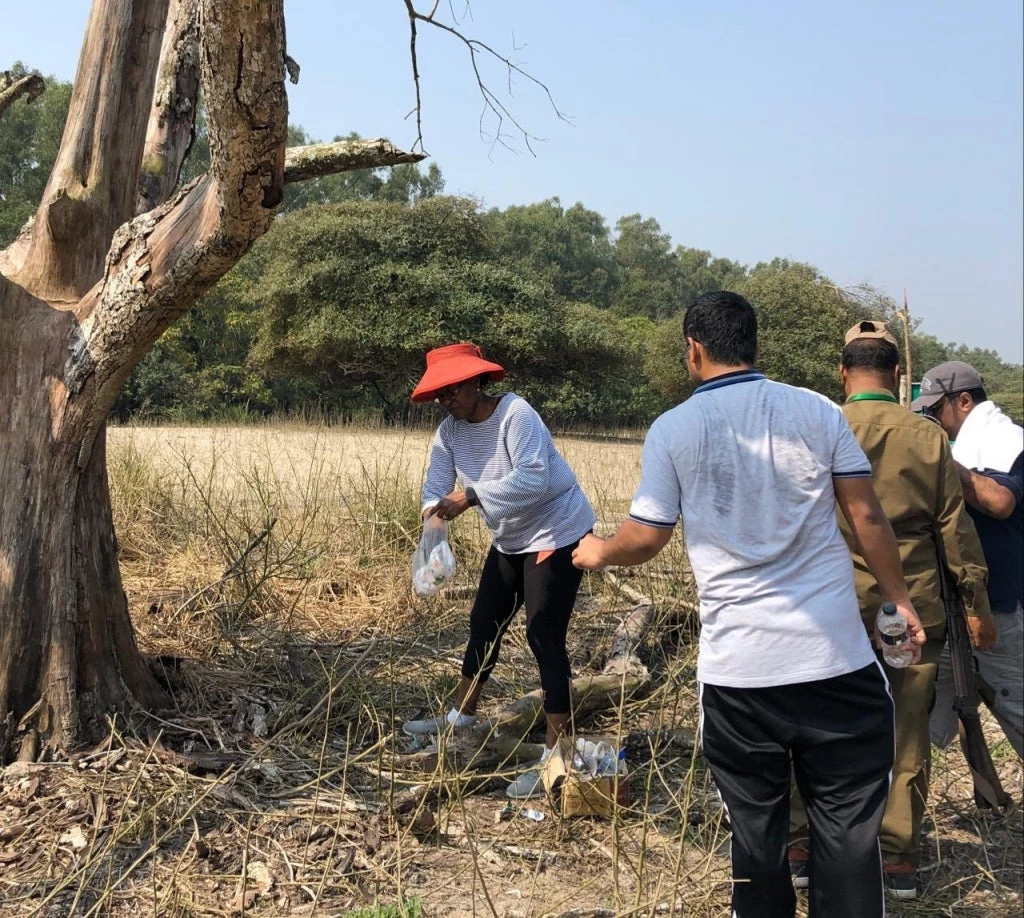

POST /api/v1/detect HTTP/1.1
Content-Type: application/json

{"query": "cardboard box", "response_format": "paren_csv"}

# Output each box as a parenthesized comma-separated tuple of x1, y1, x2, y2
(541, 736, 630, 818)
(560, 772, 629, 817)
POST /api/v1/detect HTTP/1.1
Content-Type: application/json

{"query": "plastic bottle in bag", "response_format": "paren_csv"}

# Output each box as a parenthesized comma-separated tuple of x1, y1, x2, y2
(573, 738, 618, 777)
(411, 514, 456, 597)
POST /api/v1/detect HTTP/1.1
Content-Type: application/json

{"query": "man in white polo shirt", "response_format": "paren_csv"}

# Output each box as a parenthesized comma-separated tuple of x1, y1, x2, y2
(573, 291, 925, 918)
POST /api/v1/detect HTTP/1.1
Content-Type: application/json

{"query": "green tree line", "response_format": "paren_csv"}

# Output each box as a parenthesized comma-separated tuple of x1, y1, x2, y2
(3, 67, 1021, 426)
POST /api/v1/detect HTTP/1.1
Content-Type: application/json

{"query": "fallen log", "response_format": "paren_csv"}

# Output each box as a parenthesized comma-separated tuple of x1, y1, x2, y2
(602, 571, 656, 679)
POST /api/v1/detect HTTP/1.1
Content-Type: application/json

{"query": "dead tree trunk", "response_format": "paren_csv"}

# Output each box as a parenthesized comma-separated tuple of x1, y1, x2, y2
(0, 0, 421, 763)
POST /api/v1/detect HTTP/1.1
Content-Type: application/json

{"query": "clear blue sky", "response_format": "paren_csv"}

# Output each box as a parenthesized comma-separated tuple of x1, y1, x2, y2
(4, 0, 1022, 362)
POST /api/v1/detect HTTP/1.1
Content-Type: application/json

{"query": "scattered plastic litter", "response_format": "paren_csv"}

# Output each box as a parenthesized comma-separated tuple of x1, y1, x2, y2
(496, 801, 546, 823)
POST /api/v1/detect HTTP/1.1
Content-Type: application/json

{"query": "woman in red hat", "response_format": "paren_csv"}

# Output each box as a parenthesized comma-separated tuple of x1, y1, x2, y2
(403, 343, 596, 799)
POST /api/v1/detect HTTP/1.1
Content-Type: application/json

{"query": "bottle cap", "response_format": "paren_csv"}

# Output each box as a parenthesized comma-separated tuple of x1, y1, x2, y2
(881, 602, 897, 614)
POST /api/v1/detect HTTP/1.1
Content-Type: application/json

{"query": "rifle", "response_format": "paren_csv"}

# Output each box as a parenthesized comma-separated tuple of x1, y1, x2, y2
(937, 555, 1012, 813)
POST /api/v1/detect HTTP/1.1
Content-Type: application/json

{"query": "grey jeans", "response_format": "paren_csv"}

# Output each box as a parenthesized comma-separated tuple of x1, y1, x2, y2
(930, 602, 1024, 758)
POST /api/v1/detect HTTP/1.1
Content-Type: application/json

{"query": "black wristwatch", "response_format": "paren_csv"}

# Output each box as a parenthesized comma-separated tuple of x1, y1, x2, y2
(465, 487, 479, 507)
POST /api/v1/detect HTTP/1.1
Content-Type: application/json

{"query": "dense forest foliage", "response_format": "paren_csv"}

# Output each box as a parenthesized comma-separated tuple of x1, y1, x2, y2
(3, 67, 1020, 426)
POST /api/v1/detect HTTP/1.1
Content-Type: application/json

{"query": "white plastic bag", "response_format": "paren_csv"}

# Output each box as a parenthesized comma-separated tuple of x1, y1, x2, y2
(411, 514, 456, 597)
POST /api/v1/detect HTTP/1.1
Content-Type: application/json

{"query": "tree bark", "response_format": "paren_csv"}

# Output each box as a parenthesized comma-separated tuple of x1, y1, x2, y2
(0, 0, 176, 763)
(0, 281, 167, 762)
(136, 0, 201, 216)
(0, 0, 426, 764)
(0, 0, 290, 763)
(1, 0, 171, 301)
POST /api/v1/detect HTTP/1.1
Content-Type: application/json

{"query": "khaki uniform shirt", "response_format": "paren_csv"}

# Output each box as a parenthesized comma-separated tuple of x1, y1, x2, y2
(840, 389, 991, 636)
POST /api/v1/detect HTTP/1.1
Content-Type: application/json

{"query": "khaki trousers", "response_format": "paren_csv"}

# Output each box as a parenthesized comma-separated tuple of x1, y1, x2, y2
(790, 640, 942, 866)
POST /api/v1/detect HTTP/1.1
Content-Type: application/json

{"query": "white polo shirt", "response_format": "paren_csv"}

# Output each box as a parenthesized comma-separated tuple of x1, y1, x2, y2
(630, 370, 877, 688)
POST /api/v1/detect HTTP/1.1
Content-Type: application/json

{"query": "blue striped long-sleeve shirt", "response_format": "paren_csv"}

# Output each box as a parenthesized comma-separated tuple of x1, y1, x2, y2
(422, 394, 595, 554)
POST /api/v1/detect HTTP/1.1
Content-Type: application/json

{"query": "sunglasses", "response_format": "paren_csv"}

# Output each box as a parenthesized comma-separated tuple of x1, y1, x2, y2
(923, 390, 969, 419)
(434, 380, 469, 405)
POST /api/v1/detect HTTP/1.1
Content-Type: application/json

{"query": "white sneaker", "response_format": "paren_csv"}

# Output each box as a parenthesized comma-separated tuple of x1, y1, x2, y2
(401, 714, 449, 737)
(401, 709, 477, 737)
(505, 768, 544, 799)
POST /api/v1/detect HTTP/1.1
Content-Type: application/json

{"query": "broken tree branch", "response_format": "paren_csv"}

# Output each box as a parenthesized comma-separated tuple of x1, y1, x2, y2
(284, 139, 425, 182)
(390, 671, 650, 782)
(386, 568, 661, 799)
(0, 71, 46, 120)
(484, 671, 649, 735)
(384, 574, 662, 812)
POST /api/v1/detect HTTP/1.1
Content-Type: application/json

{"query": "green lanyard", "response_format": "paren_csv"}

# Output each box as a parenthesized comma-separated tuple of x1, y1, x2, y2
(846, 392, 899, 405)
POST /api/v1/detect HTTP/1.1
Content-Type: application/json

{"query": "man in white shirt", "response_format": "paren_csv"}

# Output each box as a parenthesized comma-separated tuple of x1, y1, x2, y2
(913, 361, 1024, 758)
(573, 292, 925, 918)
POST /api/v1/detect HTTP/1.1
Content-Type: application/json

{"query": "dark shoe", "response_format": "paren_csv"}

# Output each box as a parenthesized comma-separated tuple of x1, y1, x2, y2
(788, 847, 810, 890)
(884, 863, 918, 900)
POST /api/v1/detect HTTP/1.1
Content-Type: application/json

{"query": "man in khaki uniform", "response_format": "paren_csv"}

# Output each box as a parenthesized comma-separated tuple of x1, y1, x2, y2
(790, 321, 995, 899)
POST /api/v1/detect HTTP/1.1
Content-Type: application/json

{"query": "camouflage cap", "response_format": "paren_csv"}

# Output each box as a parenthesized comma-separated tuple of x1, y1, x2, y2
(843, 320, 899, 347)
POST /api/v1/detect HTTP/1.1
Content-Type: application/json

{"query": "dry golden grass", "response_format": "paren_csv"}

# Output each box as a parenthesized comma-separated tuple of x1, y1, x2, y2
(0, 421, 1019, 917)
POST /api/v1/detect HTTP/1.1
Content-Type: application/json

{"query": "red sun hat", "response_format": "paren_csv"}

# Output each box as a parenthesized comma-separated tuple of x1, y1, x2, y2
(410, 343, 506, 403)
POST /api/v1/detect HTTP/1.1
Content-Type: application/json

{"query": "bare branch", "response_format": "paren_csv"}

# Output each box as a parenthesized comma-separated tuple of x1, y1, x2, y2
(0, 71, 45, 120)
(402, 0, 426, 153)
(285, 138, 424, 183)
(137, 0, 201, 216)
(402, 1, 569, 156)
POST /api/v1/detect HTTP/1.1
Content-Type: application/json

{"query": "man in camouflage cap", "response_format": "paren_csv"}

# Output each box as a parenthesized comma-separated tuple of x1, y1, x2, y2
(790, 324, 994, 900)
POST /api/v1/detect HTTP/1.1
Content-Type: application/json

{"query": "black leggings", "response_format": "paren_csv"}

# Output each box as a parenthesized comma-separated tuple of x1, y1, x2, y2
(462, 541, 584, 715)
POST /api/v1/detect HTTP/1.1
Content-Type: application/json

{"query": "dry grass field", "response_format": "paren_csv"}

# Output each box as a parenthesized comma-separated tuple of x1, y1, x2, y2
(0, 422, 1020, 917)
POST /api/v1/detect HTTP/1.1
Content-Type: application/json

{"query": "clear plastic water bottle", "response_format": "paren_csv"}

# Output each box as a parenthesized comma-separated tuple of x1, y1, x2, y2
(876, 601, 913, 668)
(594, 741, 618, 776)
